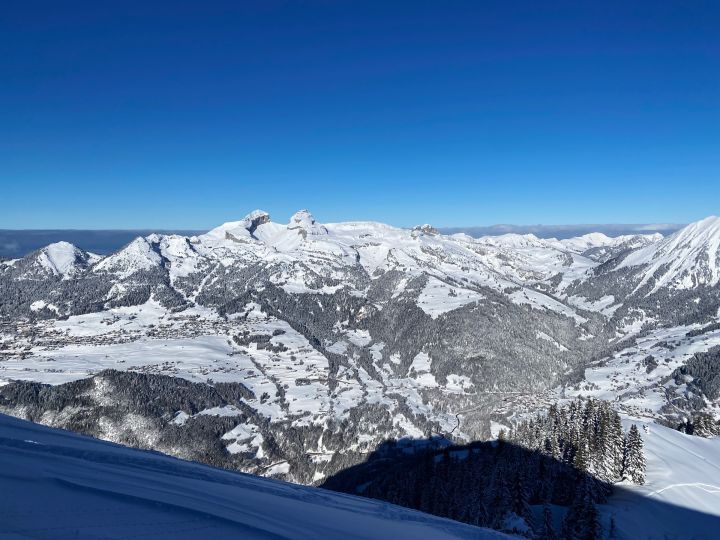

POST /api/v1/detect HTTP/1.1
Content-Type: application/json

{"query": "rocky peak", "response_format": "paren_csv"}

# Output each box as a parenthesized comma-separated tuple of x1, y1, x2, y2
(288, 210, 327, 237)
(242, 210, 271, 235)
(412, 224, 439, 236)
(288, 210, 315, 228)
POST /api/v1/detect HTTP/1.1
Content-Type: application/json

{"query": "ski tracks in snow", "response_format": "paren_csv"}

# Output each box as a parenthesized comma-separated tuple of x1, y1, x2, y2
(649, 483, 720, 496)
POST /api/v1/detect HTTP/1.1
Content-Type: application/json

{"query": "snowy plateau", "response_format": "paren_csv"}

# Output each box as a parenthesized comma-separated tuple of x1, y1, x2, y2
(2, 210, 720, 538)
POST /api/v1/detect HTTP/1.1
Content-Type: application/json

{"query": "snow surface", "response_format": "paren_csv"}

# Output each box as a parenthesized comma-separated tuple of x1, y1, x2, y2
(41, 242, 80, 276)
(603, 421, 720, 539)
(0, 413, 510, 540)
(417, 277, 484, 318)
(33, 242, 100, 278)
(6, 211, 720, 537)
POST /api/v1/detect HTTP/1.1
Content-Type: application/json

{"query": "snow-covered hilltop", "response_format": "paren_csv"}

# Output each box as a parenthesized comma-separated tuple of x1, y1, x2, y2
(1, 211, 719, 494)
(10, 241, 101, 279)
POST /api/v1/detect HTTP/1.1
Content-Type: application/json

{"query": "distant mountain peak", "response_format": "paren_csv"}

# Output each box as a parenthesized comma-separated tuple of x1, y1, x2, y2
(412, 224, 439, 236)
(33, 241, 96, 278)
(610, 215, 720, 292)
(204, 209, 271, 240)
(289, 209, 315, 226)
(93, 236, 163, 278)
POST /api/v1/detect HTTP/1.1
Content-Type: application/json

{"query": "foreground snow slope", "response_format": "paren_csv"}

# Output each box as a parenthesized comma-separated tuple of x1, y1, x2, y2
(0, 414, 509, 540)
(603, 421, 720, 540)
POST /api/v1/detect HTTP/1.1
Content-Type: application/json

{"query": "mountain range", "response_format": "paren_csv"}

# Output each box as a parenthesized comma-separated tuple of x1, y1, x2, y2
(1, 211, 720, 535)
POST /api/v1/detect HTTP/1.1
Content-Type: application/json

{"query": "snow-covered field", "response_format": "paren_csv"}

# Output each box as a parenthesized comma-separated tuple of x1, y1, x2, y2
(0, 413, 509, 540)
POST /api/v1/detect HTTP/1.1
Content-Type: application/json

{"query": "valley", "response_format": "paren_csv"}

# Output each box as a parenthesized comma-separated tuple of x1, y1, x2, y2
(2, 211, 720, 536)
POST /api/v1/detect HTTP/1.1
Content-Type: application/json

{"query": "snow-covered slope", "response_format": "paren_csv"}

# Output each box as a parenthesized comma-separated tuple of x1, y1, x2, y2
(93, 236, 164, 278)
(0, 211, 608, 475)
(198, 209, 593, 297)
(616, 215, 720, 293)
(604, 421, 720, 540)
(41, 242, 98, 276)
(562, 217, 720, 331)
(0, 413, 509, 540)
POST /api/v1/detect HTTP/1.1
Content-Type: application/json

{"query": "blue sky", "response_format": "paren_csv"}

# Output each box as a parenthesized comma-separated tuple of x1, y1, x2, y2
(2, 1, 718, 229)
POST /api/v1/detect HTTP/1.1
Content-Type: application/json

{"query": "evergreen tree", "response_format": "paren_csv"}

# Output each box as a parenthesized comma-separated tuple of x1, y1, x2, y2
(580, 498, 602, 540)
(608, 516, 618, 539)
(538, 504, 557, 540)
(692, 413, 720, 437)
(623, 424, 646, 485)
(510, 471, 533, 530)
(537, 456, 556, 503)
(573, 440, 589, 473)
(562, 480, 602, 540)
(607, 411, 625, 482)
(488, 469, 511, 529)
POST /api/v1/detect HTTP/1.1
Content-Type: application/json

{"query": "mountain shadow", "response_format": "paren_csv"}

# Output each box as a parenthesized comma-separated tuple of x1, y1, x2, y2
(321, 436, 720, 539)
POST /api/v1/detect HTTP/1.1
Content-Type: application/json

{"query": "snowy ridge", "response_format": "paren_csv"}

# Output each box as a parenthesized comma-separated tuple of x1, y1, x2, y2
(616, 215, 720, 292)
(191, 209, 595, 308)
(544, 232, 662, 267)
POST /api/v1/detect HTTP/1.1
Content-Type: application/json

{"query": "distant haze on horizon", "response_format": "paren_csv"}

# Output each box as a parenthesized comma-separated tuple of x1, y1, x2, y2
(0, 222, 685, 259)
(438, 222, 685, 239)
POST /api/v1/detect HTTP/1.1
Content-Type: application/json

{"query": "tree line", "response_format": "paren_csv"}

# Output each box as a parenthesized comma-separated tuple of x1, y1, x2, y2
(323, 399, 646, 539)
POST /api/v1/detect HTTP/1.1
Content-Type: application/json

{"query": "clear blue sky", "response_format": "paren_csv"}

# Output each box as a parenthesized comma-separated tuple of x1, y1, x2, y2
(2, 1, 718, 229)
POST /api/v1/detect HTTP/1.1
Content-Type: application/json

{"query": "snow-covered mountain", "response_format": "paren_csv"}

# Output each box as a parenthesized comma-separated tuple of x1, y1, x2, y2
(93, 236, 163, 278)
(616, 215, 720, 291)
(9, 241, 101, 279)
(0, 412, 508, 540)
(1, 212, 719, 504)
(565, 215, 720, 330)
(557, 232, 664, 262)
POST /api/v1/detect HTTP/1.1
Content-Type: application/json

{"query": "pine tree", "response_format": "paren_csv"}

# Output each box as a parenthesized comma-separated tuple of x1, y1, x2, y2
(537, 456, 555, 503)
(608, 516, 618, 539)
(692, 413, 720, 437)
(538, 504, 557, 540)
(418, 454, 434, 511)
(473, 496, 489, 528)
(623, 424, 646, 485)
(581, 498, 602, 540)
(608, 410, 625, 482)
(510, 471, 533, 530)
(488, 469, 511, 530)
(573, 440, 589, 473)
(563, 480, 603, 540)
